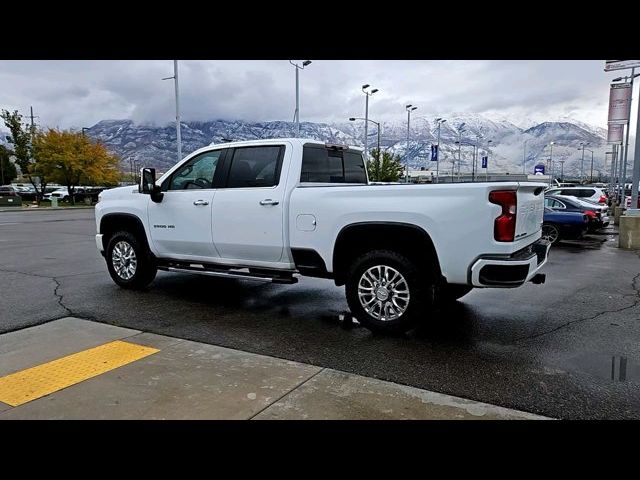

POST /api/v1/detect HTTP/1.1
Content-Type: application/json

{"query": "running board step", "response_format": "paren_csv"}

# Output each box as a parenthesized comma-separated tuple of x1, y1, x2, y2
(158, 265, 298, 284)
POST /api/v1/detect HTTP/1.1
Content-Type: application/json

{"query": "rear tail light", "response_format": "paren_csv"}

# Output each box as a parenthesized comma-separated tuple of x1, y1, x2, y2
(598, 195, 607, 203)
(489, 190, 517, 242)
(584, 210, 597, 219)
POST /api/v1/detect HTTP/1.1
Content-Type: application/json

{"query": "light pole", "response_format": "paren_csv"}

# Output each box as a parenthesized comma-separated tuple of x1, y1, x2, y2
(548, 142, 555, 186)
(558, 160, 565, 181)
(405, 104, 417, 183)
(455, 123, 466, 181)
(523, 139, 527, 175)
(435, 118, 446, 183)
(577, 146, 594, 183)
(471, 133, 483, 182)
(349, 117, 381, 168)
(162, 60, 182, 163)
(361, 85, 378, 161)
(612, 71, 640, 208)
(579, 142, 590, 182)
(81, 127, 90, 137)
(289, 60, 312, 138)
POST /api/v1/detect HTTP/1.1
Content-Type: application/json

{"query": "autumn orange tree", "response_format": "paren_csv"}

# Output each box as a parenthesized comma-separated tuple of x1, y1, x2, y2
(33, 129, 121, 204)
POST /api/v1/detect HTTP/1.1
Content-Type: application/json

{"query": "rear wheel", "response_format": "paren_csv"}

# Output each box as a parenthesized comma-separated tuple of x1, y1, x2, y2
(345, 249, 435, 334)
(106, 230, 157, 289)
(541, 223, 560, 244)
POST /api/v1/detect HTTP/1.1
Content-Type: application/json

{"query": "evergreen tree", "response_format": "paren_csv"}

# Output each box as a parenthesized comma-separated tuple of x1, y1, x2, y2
(366, 148, 404, 182)
(0, 145, 18, 185)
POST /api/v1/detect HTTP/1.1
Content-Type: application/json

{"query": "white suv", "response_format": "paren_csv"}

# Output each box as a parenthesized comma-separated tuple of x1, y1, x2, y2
(545, 186, 607, 204)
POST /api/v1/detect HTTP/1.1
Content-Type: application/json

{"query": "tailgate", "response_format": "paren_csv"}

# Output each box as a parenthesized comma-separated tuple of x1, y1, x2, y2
(515, 183, 545, 241)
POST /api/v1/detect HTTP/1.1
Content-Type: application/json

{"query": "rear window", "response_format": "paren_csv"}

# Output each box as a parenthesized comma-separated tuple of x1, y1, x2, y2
(560, 188, 594, 197)
(301, 146, 367, 183)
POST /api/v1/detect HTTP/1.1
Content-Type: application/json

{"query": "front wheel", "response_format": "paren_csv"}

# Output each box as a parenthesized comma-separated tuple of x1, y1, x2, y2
(345, 249, 434, 334)
(106, 231, 157, 289)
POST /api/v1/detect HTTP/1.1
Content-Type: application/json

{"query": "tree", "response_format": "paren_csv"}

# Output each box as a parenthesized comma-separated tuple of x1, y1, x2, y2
(34, 129, 121, 204)
(366, 148, 404, 182)
(1, 109, 47, 202)
(0, 145, 17, 185)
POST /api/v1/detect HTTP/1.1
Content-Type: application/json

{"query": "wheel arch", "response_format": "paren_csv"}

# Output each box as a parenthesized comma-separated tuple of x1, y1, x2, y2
(99, 213, 152, 254)
(332, 222, 442, 286)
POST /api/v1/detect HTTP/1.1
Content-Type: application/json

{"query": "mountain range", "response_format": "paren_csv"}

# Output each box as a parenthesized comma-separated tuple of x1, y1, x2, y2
(2, 114, 622, 179)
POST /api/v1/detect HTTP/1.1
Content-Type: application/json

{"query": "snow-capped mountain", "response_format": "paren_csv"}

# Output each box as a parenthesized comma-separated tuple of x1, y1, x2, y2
(4, 113, 615, 180)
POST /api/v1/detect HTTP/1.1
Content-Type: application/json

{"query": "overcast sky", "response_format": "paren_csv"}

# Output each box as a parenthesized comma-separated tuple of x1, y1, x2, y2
(0, 60, 622, 130)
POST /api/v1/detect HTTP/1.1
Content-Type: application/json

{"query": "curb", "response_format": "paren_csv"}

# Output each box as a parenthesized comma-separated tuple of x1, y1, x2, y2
(0, 206, 95, 213)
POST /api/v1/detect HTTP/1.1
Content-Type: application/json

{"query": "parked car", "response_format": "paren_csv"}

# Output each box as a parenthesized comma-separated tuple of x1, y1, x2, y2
(43, 188, 70, 202)
(542, 207, 589, 244)
(545, 195, 609, 232)
(95, 138, 550, 334)
(0, 185, 21, 196)
(545, 186, 607, 204)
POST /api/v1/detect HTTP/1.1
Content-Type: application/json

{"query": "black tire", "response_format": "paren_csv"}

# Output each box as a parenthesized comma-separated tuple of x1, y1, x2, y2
(439, 284, 473, 303)
(345, 249, 435, 334)
(106, 230, 157, 289)
(541, 223, 561, 244)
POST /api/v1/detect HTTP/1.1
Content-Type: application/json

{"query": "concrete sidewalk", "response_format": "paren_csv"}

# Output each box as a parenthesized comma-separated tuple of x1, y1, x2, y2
(0, 318, 549, 420)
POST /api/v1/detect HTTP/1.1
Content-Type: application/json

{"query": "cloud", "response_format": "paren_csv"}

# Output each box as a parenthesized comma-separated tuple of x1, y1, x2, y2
(0, 60, 618, 130)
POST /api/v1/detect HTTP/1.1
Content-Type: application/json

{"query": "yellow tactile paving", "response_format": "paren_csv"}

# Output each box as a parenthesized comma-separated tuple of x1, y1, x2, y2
(0, 340, 160, 407)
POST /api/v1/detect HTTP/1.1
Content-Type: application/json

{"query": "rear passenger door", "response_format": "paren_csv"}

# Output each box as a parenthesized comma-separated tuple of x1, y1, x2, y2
(211, 144, 288, 264)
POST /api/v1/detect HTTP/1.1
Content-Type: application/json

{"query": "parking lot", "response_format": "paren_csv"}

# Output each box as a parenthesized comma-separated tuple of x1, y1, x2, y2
(1, 208, 640, 419)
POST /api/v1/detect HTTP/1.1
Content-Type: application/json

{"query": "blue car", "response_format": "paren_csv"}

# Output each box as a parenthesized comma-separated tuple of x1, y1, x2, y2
(542, 207, 589, 244)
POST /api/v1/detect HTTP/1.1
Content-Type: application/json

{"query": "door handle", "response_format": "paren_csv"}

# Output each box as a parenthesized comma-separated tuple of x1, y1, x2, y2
(259, 199, 279, 206)
(193, 200, 209, 206)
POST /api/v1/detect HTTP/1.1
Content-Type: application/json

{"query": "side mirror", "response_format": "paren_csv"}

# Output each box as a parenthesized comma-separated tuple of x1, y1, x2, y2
(139, 167, 163, 203)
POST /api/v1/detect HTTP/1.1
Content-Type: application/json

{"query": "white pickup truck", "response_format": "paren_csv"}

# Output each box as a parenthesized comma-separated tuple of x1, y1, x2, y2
(95, 138, 549, 334)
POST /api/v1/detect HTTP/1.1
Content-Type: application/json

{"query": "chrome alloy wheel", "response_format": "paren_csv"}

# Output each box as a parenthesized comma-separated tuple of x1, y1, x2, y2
(541, 224, 559, 244)
(357, 265, 410, 321)
(112, 240, 137, 280)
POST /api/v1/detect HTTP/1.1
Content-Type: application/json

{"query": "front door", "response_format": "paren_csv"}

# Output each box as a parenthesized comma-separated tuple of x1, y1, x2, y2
(212, 144, 288, 264)
(148, 149, 224, 260)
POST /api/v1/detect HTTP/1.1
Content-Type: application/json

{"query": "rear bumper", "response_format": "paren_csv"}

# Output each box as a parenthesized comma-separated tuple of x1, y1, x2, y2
(469, 239, 550, 288)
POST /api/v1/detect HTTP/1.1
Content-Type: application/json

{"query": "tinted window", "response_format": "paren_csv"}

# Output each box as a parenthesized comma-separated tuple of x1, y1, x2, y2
(544, 198, 553, 207)
(344, 151, 367, 183)
(169, 150, 222, 190)
(301, 146, 366, 183)
(225, 146, 283, 188)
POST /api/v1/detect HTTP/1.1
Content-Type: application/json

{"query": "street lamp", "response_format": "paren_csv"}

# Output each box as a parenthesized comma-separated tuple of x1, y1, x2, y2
(578, 146, 594, 183)
(612, 71, 640, 208)
(435, 118, 446, 183)
(162, 60, 182, 163)
(81, 127, 90, 137)
(471, 133, 483, 182)
(349, 117, 381, 163)
(289, 60, 312, 138)
(579, 142, 590, 182)
(548, 141, 555, 186)
(361, 85, 379, 162)
(455, 123, 466, 181)
(405, 104, 418, 183)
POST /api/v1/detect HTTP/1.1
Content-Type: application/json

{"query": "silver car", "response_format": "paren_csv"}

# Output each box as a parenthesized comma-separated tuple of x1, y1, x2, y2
(545, 186, 607, 204)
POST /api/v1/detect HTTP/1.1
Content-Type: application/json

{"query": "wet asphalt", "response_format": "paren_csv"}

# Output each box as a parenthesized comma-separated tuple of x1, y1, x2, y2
(1, 208, 639, 419)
